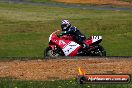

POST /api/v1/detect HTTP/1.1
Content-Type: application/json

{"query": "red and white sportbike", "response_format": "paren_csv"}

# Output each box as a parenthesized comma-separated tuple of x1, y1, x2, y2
(44, 30, 106, 57)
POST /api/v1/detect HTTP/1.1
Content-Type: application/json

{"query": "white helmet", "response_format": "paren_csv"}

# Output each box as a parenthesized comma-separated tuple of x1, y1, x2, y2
(61, 20, 71, 31)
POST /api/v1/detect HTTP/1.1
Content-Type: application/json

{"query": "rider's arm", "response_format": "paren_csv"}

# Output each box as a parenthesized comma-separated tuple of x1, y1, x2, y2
(61, 31, 72, 35)
(61, 27, 76, 35)
(60, 26, 77, 36)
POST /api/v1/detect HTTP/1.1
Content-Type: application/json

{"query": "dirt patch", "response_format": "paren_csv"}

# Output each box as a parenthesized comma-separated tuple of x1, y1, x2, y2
(0, 58, 132, 80)
(53, 0, 132, 7)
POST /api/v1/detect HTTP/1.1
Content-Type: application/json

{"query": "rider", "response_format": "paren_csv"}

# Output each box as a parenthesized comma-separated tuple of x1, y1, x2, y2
(60, 20, 89, 49)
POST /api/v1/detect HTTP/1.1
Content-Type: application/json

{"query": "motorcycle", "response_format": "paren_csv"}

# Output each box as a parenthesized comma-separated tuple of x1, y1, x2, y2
(44, 30, 106, 57)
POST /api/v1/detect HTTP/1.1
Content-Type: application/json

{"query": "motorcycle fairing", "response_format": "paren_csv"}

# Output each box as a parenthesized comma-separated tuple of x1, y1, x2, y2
(48, 31, 103, 56)
(49, 31, 81, 56)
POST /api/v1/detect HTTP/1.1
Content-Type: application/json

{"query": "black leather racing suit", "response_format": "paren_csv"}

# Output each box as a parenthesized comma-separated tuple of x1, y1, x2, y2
(61, 26, 88, 48)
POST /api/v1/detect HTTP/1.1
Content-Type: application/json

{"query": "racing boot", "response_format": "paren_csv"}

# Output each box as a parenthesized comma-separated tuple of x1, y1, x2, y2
(77, 42, 89, 55)
(77, 51, 84, 56)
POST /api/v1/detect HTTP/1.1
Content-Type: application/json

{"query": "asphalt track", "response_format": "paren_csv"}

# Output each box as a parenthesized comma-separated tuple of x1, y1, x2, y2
(0, 0, 132, 11)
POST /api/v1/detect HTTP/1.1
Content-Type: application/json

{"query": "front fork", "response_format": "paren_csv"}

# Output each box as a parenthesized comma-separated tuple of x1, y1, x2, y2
(49, 45, 56, 50)
(48, 45, 57, 55)
(49, 45, 62, 54)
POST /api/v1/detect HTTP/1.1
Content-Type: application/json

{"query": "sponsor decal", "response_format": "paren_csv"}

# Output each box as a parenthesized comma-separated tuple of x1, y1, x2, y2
(62, 42, 80, 56)
(59, 40, 66, 45)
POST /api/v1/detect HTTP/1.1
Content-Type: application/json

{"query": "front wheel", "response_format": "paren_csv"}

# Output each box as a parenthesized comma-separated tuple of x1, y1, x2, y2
(44, 47, 64, 58)
(90, 45, 106, 56)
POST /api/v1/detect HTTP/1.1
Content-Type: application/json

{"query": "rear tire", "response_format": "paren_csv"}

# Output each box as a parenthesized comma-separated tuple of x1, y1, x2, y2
(90, 45, 106, 56)
(99, 45, 106, 56)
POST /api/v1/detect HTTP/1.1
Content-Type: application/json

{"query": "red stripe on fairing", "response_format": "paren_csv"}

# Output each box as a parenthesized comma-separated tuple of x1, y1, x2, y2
(69, 46, 81, 56)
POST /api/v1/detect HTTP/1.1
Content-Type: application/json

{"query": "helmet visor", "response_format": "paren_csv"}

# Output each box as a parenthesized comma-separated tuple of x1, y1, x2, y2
(61, 24, 68, 31)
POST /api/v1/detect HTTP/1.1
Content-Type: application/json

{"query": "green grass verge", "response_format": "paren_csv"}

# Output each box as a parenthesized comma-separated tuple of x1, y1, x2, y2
(0, 2, 132, 57)
(28, 0, 52, 3)
(28, 0, 132, 3)
(0, 77, 131, 88)
(120, 0, 132, 2)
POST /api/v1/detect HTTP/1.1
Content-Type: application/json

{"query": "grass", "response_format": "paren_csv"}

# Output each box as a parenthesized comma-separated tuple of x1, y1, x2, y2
(29, 0, 53, 3)
(31, 0, 49, 2)
(0, 77, 131, 88)
(0, 2, 132, 57)
(28, 0, 132, 3)
(120, 0, 132, 2)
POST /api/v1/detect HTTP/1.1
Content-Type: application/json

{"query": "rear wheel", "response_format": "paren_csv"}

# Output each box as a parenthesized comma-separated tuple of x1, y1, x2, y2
(90, 45, 106, 56)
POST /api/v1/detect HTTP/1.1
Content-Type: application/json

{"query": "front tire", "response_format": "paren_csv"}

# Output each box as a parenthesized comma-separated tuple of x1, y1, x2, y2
(44, 47, 63, 58)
